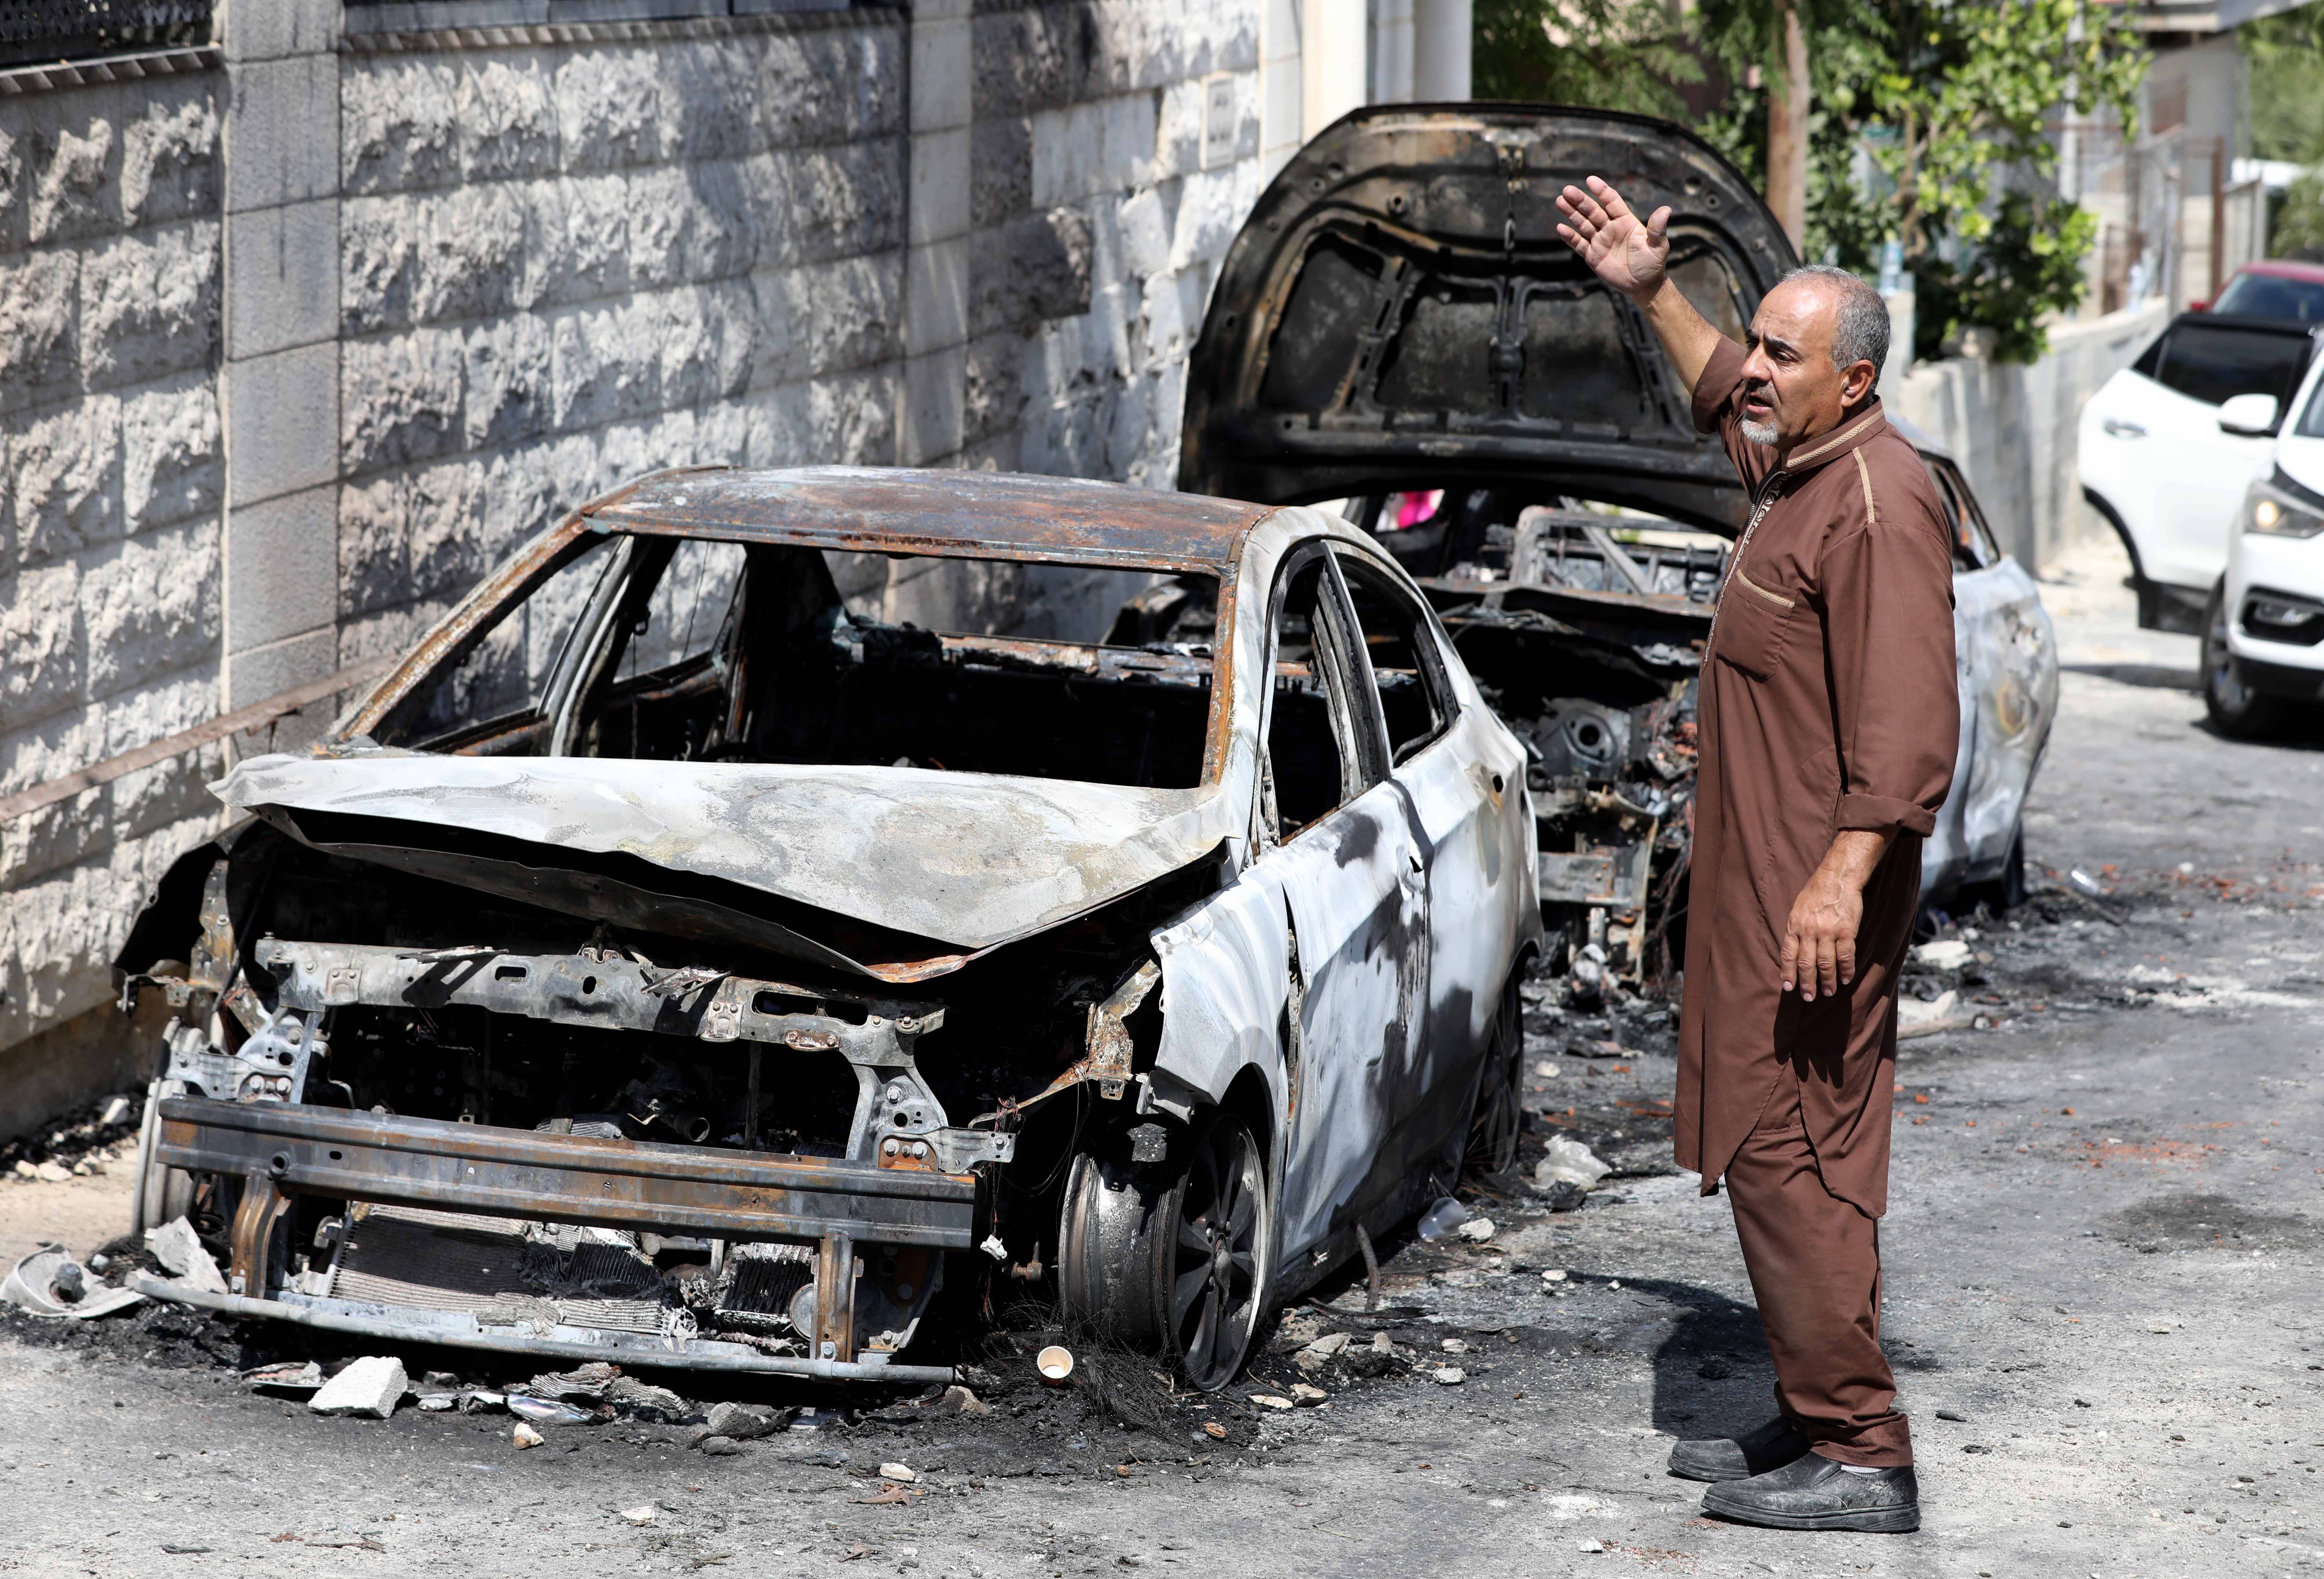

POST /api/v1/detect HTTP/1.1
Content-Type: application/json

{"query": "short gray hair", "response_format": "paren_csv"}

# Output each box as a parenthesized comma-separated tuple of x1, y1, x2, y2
(1782, 264, 1891, 379)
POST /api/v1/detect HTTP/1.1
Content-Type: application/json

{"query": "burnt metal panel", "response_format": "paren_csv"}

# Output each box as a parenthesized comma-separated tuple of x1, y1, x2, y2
(1180, 104, 1797, 528)
(155, 1098, 978, 1250)
(588, 466, 1274, 573)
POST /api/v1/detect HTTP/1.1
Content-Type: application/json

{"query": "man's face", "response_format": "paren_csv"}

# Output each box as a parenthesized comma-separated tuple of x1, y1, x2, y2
(1737, 278, 1872, 450)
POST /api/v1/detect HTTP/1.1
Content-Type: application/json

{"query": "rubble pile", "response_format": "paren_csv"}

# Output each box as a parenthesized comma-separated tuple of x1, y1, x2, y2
(2, 1091, 142, 1183)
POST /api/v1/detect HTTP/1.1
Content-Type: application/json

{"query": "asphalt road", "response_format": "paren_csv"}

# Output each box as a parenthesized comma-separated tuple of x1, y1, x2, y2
(3, 534, 2319, 1579)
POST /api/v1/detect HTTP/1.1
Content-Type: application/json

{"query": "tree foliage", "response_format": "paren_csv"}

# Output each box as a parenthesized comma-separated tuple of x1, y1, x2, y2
(1483, 0, 2148, 362)
(2244, 1, 2324, 260)
(1472, 0, 1704, 118)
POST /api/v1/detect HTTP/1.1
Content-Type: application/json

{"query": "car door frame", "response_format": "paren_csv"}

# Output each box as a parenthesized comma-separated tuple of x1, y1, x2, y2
(1245, 537, 1433, 1271)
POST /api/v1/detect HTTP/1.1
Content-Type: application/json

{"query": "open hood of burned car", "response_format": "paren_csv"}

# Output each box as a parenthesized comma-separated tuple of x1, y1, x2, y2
(212, 754, 1236, 982)
(1179, 104, 1797, 531)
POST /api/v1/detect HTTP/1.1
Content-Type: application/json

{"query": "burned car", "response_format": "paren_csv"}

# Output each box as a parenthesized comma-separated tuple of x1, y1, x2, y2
(1180, 105, 2060, 991)
(115, 468, 1540, 1389)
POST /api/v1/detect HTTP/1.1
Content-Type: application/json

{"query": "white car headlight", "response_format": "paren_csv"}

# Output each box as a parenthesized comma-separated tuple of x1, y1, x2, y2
(2244, 472, 2324, 539)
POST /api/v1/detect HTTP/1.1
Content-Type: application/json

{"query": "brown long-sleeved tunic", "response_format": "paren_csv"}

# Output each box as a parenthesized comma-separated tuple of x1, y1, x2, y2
(1675, 337, 1959, 1217)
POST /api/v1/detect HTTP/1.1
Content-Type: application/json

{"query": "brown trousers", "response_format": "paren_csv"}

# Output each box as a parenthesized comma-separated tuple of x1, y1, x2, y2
(1726, 1076, 1914, 1466)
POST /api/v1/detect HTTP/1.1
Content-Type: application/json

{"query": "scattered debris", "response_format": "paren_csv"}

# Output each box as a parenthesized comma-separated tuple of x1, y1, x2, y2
(2067, 868, 2107, 899)
(1454, 1216, 1496, 1243)
(513, 1422, 544, 1448)
(1249, 1393, 1295, 1410)
(308, 1356, 408, 1419)
(1203, 1422, 1228, 1440)
(1897, 989, 1959, 1028)
(620, 1505, 659, 1525)
(1538, 1179, 1588, 1212)
(242, 1361, 326, 1394)
(508, 1394, 597, 1427)
(1, 1247, 143, 1319)
(1291, 1384, 1328, 1406)
(1912, 940, 1974, 970)
(1533, 1060, 1562, 1079)
(604, 1376, 690, 1420)
(698, 1436, 746, 1457)
(142, 1217, 227, 1294)
(1534, 1137, 1611, 1192)
(1431, 1367, 1466, 1386)
(943, 1385, 991, 1414)
(705, 1401, 790, 1440)
(1541, 1268, 1570, 1283)
(878, 1462, 917, 1482)
(1036, 1345, 1075, 1383)
(460, 1389, 509, 1414)
(1294, 1332, 1352, 1370)
(523, 1362, 620, 1404)
(1415, 1197, 1471, 1240)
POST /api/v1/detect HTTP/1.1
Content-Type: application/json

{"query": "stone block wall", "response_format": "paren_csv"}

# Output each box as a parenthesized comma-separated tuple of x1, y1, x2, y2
(0, 72, 231, 1084)
(0, 1, 1276, 1133)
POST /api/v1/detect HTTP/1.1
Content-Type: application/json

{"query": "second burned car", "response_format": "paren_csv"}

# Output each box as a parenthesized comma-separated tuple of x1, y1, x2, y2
(1179, 104, 2061, 988)
(116, 468, 1540, 1391)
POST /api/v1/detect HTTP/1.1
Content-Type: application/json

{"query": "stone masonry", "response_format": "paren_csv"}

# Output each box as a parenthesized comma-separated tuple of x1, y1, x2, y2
(0, 0, 1274, 1133)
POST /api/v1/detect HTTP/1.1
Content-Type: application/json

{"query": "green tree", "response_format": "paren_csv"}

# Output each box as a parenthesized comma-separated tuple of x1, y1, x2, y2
(1473, 0, 1705, 118)
(1482, 0, 2148, 362)
(2244, 1, 2324, 259)
(1699, 0, 2146, 361)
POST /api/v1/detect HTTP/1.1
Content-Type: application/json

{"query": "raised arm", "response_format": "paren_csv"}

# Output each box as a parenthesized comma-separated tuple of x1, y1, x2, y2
(1555, 176, 1728, 398)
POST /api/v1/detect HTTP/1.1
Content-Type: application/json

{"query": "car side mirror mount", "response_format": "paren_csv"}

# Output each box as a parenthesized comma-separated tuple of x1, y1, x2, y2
(2218, 393, 2280, 437)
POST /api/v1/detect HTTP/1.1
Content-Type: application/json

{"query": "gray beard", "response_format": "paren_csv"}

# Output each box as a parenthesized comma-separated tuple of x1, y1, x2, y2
(1739, 417, 1778, 446)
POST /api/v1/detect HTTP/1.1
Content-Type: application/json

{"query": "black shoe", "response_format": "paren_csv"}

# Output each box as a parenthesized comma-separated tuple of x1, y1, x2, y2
(1701, 1453, 1921, 1532)
(1666, 1417, 1812, 1482)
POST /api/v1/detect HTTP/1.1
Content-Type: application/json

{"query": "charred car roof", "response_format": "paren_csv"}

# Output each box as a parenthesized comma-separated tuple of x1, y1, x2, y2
(585, 465, 1276, 573)
(1179, 104, 1799, 530)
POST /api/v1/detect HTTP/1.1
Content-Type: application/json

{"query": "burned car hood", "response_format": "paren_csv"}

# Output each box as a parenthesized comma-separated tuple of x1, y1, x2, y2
(212, 754, 1234, 981)
(1180, 104, 1795, 530)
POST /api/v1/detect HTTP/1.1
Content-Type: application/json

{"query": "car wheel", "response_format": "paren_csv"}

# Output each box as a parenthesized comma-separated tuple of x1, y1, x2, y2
(1058, 1112, 1270, 1392)
(2203, 581, 2290, 740)
(129, 1080, 194, 1236)
(1464, 972, 1525, 1174)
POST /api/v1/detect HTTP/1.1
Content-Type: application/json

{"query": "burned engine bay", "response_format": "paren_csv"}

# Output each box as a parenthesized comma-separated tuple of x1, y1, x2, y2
(1366, 495, 1717, 1000)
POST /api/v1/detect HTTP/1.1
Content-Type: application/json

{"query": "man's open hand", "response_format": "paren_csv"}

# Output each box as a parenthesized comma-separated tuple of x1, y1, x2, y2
(1555, 177, 1671, 303)
(1779, 829, 1893, 1002)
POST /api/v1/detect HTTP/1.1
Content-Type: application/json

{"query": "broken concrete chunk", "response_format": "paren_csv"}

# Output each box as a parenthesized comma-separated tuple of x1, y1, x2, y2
(308, 1356, 408, 1419)
(1290, 1383, 1327, 1405)
(619, 1505, 658, 1524)
(513, 1422, 544, 1448)
(943, 1385, 991, 1414)
(417, 1394, 457, 1412)
(1248, 1393, 1294, 1410)
(1533, 1137, 1610, 1192)
(1432, 1366, 1466, 1385)
(1912, 940, 1973, 970)
(143, 1217, 228, 1294)
(34, 1161, 70, 1183)
(1455, 1217, 1497, 1242)
(878, 1462, 916, 1482)
(1897, 989, 1959, 1028)
(704, 1401, 790, 1440)
(1293, 1332, 1352, 1370)
(698, 1435, 746, 1457)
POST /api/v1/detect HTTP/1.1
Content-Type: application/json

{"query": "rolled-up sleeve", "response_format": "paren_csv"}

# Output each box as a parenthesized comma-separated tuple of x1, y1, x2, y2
(1822, 475, 1958, 839)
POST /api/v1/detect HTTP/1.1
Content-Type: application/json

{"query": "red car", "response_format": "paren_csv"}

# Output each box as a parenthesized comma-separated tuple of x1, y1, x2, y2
(2200, 260, 2324, 324)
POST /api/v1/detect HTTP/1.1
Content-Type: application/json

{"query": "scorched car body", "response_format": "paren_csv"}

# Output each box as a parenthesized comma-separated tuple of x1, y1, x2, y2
(115, 467, 1542, 1390)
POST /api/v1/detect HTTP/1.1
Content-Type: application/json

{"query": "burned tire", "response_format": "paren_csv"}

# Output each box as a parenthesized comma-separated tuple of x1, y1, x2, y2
(1058, 1113, 1271, 1392)
(1464, 973, 1525, 1175)
(2203, 581, 2291, 740)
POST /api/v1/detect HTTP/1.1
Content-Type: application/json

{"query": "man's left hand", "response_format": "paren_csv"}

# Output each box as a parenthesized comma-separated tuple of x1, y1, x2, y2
(1780, 829, 1894, 1001)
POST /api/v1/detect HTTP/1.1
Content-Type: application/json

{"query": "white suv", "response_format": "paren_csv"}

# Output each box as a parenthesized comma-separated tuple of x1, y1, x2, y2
(2079, 313, 2320, 632)
(2203, 350, 2324, 736)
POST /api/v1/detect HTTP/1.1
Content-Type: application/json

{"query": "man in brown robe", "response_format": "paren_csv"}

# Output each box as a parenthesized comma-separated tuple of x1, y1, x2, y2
(1557, 178, 1958, 1534)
